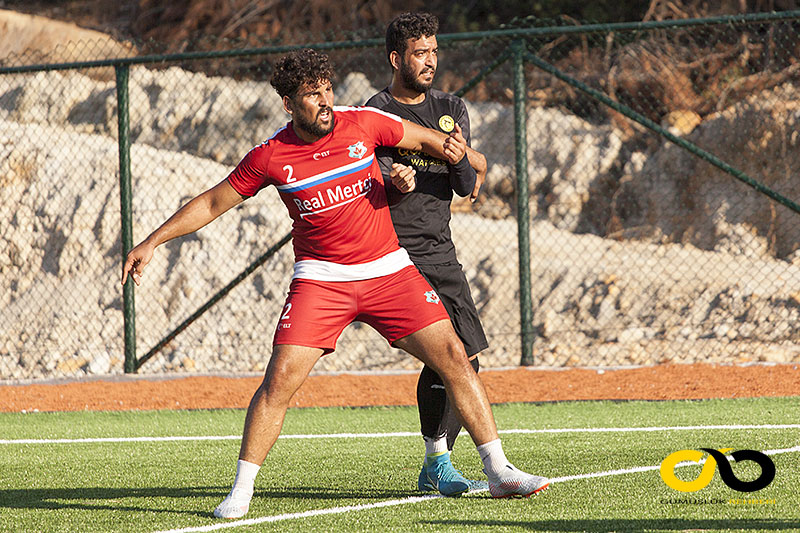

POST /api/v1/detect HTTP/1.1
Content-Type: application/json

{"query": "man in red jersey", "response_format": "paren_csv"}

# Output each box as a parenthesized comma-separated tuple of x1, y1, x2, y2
(121, 49, 548, 519)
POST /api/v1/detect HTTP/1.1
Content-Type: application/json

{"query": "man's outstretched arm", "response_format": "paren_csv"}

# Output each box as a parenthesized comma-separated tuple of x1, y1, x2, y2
(121, 178, 244, 286)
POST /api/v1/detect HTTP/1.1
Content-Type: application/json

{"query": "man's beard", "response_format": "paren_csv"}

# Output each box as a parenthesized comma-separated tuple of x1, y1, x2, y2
(400, 61, 434, 94)
(295, 107, 335, 138)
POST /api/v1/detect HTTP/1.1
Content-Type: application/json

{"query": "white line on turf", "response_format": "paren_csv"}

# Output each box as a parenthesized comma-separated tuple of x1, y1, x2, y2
(155, 495, 440, 533)
(2, 424, 799, 445)
(502, 424, 800, 434)
(152, 445, 800, 533)
(549, 444, 800, 483)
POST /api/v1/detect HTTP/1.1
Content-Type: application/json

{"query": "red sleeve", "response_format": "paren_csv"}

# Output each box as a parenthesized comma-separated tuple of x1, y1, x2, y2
(355, 107, 405, 148)
(227, 143, 270, 197)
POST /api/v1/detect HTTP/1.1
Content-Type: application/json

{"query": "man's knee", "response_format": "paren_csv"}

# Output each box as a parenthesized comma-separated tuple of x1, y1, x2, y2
(436, 329, 468, 358)
(430, 333, 474, 377)
(258, 346, 318, 403)
(254, 374, 290, 406)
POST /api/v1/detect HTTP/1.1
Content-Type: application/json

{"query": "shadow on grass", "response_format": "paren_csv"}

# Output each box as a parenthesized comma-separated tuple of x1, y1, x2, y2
(0, 485, 417, 517)
(421, 519, 800, 531)
(0, 486, 221, 517)
(254, 486, 416, 501)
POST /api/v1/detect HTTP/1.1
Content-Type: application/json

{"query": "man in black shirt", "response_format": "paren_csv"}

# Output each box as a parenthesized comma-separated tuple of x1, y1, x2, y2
(366, 12, 489, 497)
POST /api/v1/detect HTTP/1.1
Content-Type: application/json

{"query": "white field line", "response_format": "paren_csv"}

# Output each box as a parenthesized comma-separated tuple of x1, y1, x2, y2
(2, 424, 799, 445)
(155, 495, 441, 533)
(152, 444, 800, 533)
(550, 445, 800, 483)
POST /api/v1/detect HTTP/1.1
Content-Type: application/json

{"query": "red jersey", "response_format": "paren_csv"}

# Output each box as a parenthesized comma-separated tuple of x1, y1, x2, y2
(227, 106, 410, 281)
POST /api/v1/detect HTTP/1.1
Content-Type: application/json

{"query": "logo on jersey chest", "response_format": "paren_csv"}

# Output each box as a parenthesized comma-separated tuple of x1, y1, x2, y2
(438, 115, 455, 133)
(397, 148, 447, 169)
(347, 141, 367, 159)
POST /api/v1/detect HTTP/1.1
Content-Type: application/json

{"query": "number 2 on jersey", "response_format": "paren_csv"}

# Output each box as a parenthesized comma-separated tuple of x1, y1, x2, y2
(283, 165, 295, 182)
(280, 303, 292, 321)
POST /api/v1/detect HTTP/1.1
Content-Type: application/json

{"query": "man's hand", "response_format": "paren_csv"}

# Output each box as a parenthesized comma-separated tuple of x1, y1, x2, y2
(471, 166, 485, 202)
(118, 178, 244, 288)
(390, 163, 417, 193)
(121, 240, 155, 286)
(443, 123, 467, 165)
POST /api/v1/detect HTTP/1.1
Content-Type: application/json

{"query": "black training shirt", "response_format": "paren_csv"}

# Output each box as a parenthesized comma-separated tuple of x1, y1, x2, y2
(366, 87, 477, 265)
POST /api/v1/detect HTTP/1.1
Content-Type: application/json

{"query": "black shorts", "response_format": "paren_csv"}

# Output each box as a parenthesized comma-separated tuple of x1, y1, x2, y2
(415, 261, 488, 357)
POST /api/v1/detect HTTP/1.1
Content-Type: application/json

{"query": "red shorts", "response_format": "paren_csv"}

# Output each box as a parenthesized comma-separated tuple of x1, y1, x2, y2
(273, 265, 449, 354)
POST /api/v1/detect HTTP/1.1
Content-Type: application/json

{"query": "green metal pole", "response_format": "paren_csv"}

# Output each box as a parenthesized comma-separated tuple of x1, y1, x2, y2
(522, 49, 800, 215)
(513, 41, 535, 366)
(136, 232, 292, 371)
(116, 64, 137, 374)
(454, 47, 513, 99)
(4, 10, 800, 76)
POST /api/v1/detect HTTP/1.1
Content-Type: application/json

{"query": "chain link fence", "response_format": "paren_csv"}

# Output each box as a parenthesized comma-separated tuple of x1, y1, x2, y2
(2, 12, 800, 381)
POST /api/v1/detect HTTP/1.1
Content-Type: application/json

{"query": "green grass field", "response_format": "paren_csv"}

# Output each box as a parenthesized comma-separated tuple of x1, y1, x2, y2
(1, 397, 798, 532)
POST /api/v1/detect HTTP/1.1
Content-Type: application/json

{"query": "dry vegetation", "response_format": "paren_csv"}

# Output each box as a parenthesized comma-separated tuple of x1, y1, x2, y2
(6, 0, 799, 107)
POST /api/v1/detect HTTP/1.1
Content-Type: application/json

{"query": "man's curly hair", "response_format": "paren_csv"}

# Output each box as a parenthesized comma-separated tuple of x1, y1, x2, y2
(385, 12, 439, 62)
(271, 49, 333, 99)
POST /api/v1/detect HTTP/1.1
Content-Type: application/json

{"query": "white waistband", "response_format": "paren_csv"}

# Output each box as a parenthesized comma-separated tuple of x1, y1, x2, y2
(292, 247, 413, 281)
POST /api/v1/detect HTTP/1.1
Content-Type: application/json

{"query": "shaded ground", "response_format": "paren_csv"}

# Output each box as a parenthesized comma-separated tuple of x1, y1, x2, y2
(1, 363, 798, 412)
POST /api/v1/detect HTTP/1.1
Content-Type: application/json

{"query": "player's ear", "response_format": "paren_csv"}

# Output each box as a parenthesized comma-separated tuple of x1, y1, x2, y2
(389, 50, 401, 72)
(282, 95, 294, 115)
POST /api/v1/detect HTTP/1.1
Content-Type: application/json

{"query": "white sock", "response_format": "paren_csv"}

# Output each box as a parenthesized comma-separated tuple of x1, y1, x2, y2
(232, 459, 260, 494)
(424, 436, 448, 460)
(477, 439, 510, 479)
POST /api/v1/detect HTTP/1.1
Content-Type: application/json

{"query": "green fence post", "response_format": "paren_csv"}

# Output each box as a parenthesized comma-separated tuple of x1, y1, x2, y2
(522, 48, 800, 216)
(116, 64, 137, 374)
(512, 40, 535, 366)
(135, 233, 292, 371)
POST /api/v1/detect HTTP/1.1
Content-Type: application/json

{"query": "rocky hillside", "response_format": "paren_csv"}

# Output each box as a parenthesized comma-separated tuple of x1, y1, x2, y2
(2, 60, 799, 379)
(1, 6, 799, 379)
